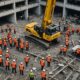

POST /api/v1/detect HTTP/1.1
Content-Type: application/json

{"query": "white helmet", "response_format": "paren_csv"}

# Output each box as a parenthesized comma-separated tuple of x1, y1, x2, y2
(30, 69, 33, 72)
(13, 59, 15, 62)
(43, 69, 45, 71)
(7, 58, 9, 60)
(0, 55, 2, 57)
(20, 62, 23, 64)
(26, 55, 28, 56)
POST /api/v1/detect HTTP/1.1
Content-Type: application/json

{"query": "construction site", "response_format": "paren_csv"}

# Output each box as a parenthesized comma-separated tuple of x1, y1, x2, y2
(0, 0, 80, 80)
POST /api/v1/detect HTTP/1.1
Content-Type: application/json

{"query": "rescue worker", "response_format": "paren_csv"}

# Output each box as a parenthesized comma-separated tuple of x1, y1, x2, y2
(15, 41, 19, 50)
(11, 59, 17, 73)
(9, 38, 13, 47)
(3, 39, 7, 50)
(5, 51, 10, 59)
(25, 41, 29, 50)
(29, 69, 34, 80)
(0, 47, 2, 55)
(59, 45, 64, 54)
(63, 46, 67, 55)
(46, 54, 52, 67)
(76, 48, 80, 55)
(20, 42, 24, 52)
(40, 57, 45, 70)
(0, 38, 2, 48)
(6, 48, 10, 53)
(5, 58, 10, 70)
(0, 55, 3, 67)
(65, 40, 69, 48)
(13, 37, 17, 47)
(40, 69, 46, 80)
(24, 55, 30, 67)
(72, 27, 75, 34)
(19, 62, 24, 75)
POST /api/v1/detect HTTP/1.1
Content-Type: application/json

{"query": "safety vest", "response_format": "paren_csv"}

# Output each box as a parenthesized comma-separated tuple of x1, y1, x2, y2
(0, 49, 2, 55)
(5, 60, 10, 66)
(24, 56, 30, 62)
(41, 71, 46, 78)
(40, 59, 45, 67)
(11, 62, 16, 68)
(0, 58, 2, 63)
(46, 56, 52, 62)
(19, 64, 24, 71)
(0, 40, 2, 44)
(29, 72, 34, 78)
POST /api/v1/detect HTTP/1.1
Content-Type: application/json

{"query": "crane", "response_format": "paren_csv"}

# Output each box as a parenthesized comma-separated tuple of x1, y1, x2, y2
(25, 0, 61, 48)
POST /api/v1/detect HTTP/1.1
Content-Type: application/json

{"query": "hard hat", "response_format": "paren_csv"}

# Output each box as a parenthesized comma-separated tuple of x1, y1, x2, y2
(20, 62, 23, 64)
(13, 59, 15, 62)
(7, 58, 9, 60)
(48, 54, 51, 56)
(43, 69, 45, 71)
(26, 55, 28, 56)
(30, 69, 33, 72)
(6, 50, 9, 53)
(42, 57, 44, 59)
(0, 55, 2, 57)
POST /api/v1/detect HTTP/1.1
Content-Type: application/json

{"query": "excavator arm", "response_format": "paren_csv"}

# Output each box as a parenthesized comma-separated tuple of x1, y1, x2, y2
(42, 0, 56, 30)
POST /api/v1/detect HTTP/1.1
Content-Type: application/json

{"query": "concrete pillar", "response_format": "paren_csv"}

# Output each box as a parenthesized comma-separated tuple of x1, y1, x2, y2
(12, 1, 17, 23)
(63, 0, 67, 18)
(24, 9, 28, 20)
(36, 0, 41, 16)
(9, 13, 17, 24)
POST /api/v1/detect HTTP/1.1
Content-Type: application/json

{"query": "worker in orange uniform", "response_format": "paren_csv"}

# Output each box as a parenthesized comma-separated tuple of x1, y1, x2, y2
(5, 51, 10, 59)
(65, 40, 69, 48)
(25, 41, 29, 51)
(59, 45, 64, 54)
(5, 58, 10, 70)
(0, 55, 3, 67)
(15, 41, 19, 50)
(76, 48, 80, 55)
(40, 57, 45, 70)
(13, 37, 17, 47)
(19, 62, 24, 75)
(72, 27, 75, 34)
(0, 47, 2, 55)
(46, 54, 52, 67)
(20, 42, 24, 52)
(0, 38, 2, 48)
(3, 39, 7, 50)
(11, 59, 17, 73)
(24, 55, 30, 67)
(40, 69, 46, 80)
(63, 46, 67, 55)
(9, 38, 13, 47)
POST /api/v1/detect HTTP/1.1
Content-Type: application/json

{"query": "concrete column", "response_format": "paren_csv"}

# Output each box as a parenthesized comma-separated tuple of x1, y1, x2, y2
(9, 13, 17, 24)
(24, 9, 28, 20)
(12, 1, 17, 23)
(36, 0, 41, 16)
(63, 0, 67, 18)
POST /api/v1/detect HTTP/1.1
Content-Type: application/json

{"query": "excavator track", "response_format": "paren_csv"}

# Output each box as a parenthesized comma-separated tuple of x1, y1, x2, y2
(25, 34, 50, 49)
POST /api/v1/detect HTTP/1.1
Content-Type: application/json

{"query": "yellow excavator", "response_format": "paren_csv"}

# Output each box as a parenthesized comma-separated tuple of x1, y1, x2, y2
(25, 0, 61, 48)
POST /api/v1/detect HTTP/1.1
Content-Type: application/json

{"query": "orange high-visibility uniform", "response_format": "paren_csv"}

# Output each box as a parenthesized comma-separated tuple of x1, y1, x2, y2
(41, 71, 46, 78)
(46, 56, 52, 62)
(72, 27, 75, 33)
(11, 62, 16, 68)
(63, 47, 67, 53)
(5, 60, 10, 66)
(0, 49, 2, 55)
(5, 53, 10, 59)
(25, 42, 29, 49)
(3, 40, 7, 46)
(40, 59, 45, 67)
(13, 38, 17, 44)
(19, 64, 24, 71)
(24, 56, 30, 63)
(0, 57, 3, 63)
(20, 43, 24, 49)
(15, 41, 18, 48)
(0, 40, 2, 45)
(76, 48, 80, 55)
(65, 41, 69, 47)
(9, 38, 12, 44)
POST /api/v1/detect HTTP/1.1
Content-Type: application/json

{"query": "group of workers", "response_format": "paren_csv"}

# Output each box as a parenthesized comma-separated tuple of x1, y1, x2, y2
(0, 46, 52, 80)
(60, 25, 80, 55)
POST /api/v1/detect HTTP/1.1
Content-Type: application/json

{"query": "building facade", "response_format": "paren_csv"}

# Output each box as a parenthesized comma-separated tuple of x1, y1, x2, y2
(0, 0, 80, 23)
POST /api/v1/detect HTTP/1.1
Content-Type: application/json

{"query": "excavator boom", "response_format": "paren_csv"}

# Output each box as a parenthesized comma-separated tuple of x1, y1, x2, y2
(42, 0, 56, 30)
